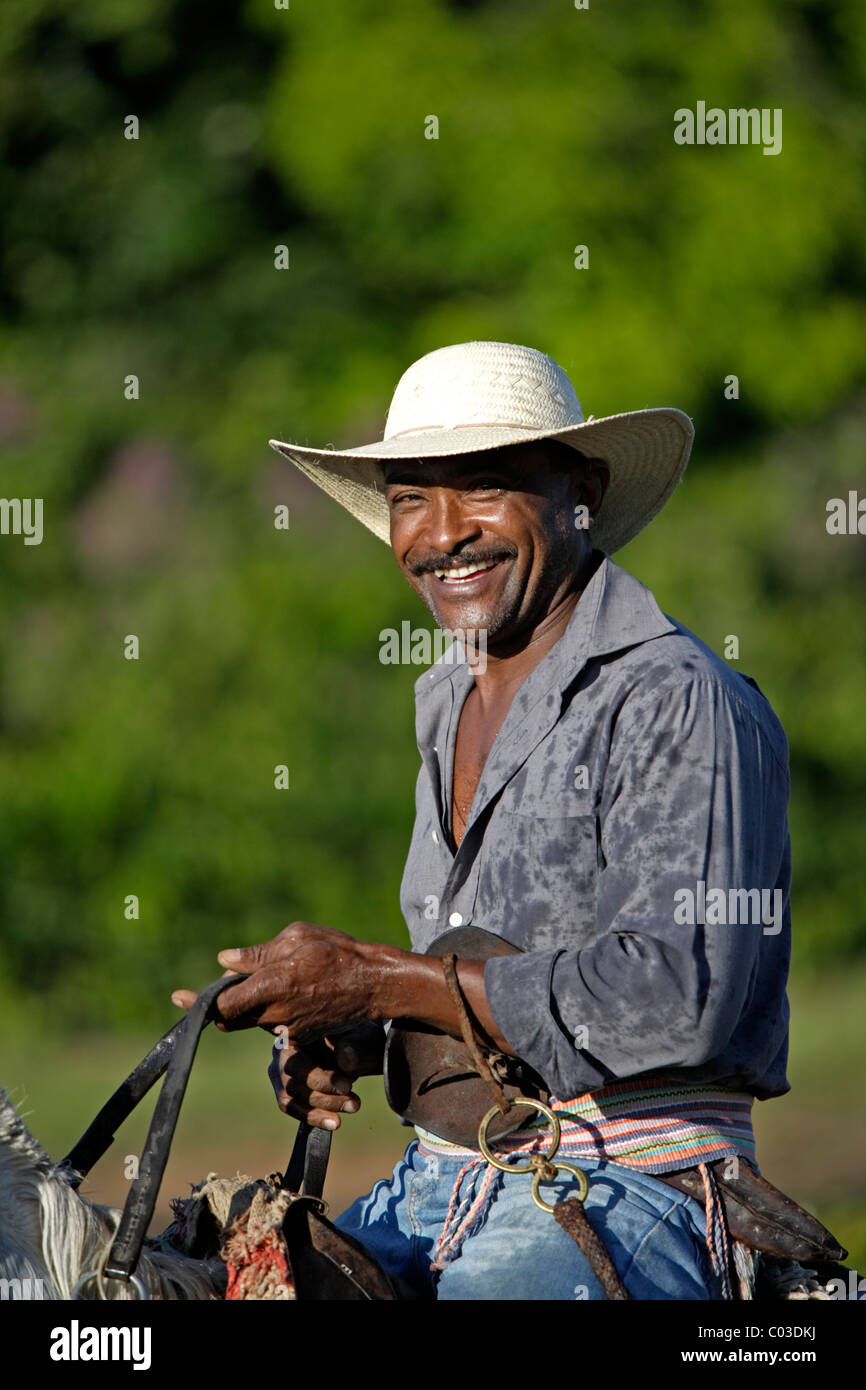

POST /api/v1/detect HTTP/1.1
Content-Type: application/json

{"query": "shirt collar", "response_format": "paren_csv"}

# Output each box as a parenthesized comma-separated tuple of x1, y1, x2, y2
(412, 554, 677, 844)
(414, 551, 676, 705)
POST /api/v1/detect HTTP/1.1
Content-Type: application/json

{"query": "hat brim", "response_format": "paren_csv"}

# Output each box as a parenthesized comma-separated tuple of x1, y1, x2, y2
(269, 408, 694, 555)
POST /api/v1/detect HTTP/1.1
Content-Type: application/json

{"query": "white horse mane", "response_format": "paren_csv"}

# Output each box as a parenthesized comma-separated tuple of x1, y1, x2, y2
(0, 1089, 221, 1300)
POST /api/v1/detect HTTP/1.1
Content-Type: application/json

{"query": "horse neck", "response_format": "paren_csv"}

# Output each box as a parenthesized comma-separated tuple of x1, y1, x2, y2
(0, 1093, 118, 1298)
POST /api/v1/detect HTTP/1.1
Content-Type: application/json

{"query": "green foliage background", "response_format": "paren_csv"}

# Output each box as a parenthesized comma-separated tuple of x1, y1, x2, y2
(0, 0, 864, 1047)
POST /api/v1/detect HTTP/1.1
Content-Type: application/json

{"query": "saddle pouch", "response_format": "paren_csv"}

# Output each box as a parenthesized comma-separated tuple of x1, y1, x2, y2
(656, 1159, 848, 1264)
(281, 1197, 407, 1300)
(384, 925, 549, 1148)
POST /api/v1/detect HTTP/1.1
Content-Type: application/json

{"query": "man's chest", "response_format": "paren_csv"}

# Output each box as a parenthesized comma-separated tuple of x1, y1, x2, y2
(403, 687, 609, 953)
(451, 689, 511, 850)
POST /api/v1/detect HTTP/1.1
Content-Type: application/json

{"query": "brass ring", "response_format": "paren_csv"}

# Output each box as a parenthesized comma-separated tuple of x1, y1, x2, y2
(530, 1161, 590, 1212)
(477, 1097, 562, 1174)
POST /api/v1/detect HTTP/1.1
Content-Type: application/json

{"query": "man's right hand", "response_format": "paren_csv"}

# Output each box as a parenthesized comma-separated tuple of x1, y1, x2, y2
(267, 1022, 386, 1130)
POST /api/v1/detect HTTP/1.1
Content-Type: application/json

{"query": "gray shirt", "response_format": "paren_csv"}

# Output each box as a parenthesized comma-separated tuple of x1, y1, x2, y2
(399, 553, 791, 1102)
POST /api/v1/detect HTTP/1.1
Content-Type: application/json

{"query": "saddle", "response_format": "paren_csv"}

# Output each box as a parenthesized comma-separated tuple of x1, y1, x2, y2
(384, 925, 849, 1279)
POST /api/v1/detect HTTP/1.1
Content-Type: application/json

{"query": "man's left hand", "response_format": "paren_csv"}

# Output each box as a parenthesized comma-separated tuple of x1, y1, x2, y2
(171, 921, 379, 1039)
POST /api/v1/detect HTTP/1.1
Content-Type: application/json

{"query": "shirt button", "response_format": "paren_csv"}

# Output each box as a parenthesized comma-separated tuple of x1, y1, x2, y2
(432, 829, 439, 845)
(448, 912, 463, 927)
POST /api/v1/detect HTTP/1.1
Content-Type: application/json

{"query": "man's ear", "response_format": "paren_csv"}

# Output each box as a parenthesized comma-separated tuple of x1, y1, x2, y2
(569, 456, 609, 516)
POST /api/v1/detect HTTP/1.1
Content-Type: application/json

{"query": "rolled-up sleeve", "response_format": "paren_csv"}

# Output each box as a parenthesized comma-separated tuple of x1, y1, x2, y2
(484, 675, 792, 1099)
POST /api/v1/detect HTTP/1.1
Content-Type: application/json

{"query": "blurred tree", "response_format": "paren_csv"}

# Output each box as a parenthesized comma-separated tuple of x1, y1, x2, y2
(0, 0, 863, 1028)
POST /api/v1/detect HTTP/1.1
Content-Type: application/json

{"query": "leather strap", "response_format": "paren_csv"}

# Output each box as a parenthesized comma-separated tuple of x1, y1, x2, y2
(656, 1160, 847, 1264)
(103, 975, 246, 1284)
(440, 953, 510, 1118)
(61, 1021, 186, 1185)
(283, 1122, 332, 1201)
(554, 1198, 630, 1300)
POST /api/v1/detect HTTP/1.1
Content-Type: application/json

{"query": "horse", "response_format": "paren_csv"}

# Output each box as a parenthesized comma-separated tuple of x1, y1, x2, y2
(0, 1090, 223, 1301)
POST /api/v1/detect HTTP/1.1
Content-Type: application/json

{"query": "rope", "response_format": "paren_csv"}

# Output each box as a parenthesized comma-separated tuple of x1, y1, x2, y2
(170, 1172, 297, 1301)
(431, 1161, 501, 1270)
(699, 1161, 733, 1299)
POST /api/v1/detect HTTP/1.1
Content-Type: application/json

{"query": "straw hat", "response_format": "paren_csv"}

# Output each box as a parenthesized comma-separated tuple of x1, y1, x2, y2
(269, 341, 693, 554)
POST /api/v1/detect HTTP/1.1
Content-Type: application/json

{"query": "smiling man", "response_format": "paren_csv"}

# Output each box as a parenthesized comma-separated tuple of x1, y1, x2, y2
(387, 440, 609, 864)
(172, 341, 823, 1300)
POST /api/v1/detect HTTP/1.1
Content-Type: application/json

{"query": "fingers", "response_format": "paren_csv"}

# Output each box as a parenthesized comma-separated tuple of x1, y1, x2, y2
(171, 969, 242, 1014)
(217, 922, 312, 975)
(177, 922, 359, 1031)
(171, 989, 198, 1011)
(174, 965, 317, 1032)
(270, 1044, 360, 1103)
(204, 969, 284, 1027)
(272, 1080, 361, 1129)
(280, 1094, 360, 1130)
(268, 1043, 361, 1130)
(217, 943, 269, 974)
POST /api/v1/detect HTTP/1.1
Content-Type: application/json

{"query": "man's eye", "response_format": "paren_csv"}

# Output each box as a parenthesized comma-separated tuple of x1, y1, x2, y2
(470, 479, 505, 493)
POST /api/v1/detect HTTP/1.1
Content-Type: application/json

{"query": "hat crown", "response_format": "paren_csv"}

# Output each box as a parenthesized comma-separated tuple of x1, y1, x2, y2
(384, 341, 585, 440)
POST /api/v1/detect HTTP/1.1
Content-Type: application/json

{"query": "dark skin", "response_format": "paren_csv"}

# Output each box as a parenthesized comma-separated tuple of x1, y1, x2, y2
(173, 442, 609, 1128)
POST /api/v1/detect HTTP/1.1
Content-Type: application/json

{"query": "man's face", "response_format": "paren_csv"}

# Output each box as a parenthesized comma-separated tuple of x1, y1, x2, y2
(384, 443, 606, 648)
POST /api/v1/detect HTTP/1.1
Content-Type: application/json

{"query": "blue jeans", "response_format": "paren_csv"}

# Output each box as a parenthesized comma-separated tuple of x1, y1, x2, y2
(335, 1139, 723, 1300)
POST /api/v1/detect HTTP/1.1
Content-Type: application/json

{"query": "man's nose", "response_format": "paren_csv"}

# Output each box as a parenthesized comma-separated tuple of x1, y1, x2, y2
(423, 488, 480, 552)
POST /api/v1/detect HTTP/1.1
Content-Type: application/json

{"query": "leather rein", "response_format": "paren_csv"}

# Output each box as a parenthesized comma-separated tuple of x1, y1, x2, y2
(61, 975, 329, 1298)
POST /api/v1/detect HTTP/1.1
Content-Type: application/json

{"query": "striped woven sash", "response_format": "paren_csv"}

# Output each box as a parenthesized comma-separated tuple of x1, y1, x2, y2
(417, 1075, 756, 1175)
(549, 1076, 756, 1174)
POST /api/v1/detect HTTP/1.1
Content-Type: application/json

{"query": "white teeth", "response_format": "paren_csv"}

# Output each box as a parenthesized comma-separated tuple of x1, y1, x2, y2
(433, 560, 497, 581)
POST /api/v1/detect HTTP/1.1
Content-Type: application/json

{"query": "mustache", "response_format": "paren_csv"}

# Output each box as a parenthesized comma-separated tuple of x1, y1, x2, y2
(409, 547, 516, 577)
